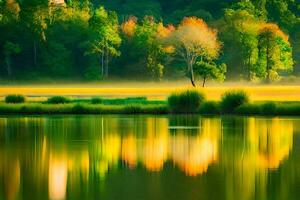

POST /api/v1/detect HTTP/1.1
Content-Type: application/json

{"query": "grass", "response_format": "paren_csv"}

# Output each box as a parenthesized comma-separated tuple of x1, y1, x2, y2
(1, 101, 300, 115)
(2, 84, 300, 101)
(168, 90, 205, 113)
(1, 89, 300, 115)
(0, 103, 168, 115)
(220, 90, 249, 114)
(236, 102, 300, 116)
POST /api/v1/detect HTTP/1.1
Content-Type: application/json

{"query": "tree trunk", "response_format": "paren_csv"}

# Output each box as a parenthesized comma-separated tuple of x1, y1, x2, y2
(189, 63, 196, 87)
(202, 76, 206, 87)
(247, 54, 251, 81)
(266, 38, 270, 82)
(105, 47, 109, 77)
(33, 40, 37, 67)
(101, 50, 104, 77)
(5, 56, 12, 78)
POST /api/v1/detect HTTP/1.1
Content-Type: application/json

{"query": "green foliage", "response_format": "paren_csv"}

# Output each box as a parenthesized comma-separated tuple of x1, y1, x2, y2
(199, 101, 221, 115)
(91, 97, 103, 104)
(46, 96, 71, 104)
(0, 0, 298, 81)
(257, 26, 294, 81)
(195, 61, 226, 87)
(221, 90, 249, 113)
(220, 9, 260, 80)
(261, 102, 277, 115)
(0, 103, 168, 114)
(87, 6, 121, 78)
(5, 94, 26, 104)
(168, 90, 206, 113)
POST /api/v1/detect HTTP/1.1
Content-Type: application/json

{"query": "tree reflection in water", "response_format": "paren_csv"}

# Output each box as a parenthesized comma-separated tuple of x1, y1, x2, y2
(0, 116, 297, 200)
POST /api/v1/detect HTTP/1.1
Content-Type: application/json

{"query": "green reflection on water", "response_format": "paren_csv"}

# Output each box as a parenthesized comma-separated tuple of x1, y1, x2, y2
(0, 115, 299, 200)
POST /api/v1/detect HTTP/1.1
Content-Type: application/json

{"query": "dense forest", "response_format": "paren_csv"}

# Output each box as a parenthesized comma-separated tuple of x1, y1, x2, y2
(0, 0, 299, 85)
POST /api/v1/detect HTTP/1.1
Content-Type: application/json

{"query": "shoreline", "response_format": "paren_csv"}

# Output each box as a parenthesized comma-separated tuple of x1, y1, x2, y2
(1, 102, 300, 116)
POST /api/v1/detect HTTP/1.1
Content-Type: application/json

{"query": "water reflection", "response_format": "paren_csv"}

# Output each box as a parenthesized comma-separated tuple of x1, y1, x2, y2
(0, 116, 298, 200)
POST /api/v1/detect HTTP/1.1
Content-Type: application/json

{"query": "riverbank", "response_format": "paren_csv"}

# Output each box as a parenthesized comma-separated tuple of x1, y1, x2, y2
(1, 101, 300, 115)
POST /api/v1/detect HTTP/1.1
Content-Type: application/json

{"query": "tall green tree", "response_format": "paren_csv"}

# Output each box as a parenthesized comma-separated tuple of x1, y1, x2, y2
(88, 7, 121, 78)
(19, 0, 49, 68)
(3, 41, 21, 77)
(220, 9, 259, 80)
(257, 23, 293, 81)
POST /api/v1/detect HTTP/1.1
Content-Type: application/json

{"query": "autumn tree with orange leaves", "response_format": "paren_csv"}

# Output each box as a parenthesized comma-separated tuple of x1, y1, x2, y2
(169, 17, 221, 86)
(257, 23, 293, 81)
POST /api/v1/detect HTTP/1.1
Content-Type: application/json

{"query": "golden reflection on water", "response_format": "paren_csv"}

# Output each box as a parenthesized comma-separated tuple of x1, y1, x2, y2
(223, 117, 294, 200)
(0, 116, 296, 200)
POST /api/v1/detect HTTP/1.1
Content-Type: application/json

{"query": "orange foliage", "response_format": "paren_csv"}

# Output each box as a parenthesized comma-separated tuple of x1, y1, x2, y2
(157, 23, 175, 39)
(259, 23, 289, 41)
(121, 16, 137, 37)
(175, 17, 221, 59)
(6, 0, 20, 14)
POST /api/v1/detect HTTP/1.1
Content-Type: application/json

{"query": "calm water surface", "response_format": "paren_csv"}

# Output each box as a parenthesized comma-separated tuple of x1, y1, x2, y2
(0, 115, 300, 200)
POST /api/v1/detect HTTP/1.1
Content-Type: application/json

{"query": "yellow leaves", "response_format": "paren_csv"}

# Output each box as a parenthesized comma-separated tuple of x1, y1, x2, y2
(157, 23, 174, 39)
(157, 24, 175, 53)
(173, 17, 221, 59)
(163, 45, 175, 54)
(6, 0, 20, 14)
(121, 16, 137, 37)
(181, 17, 209, 29)
(259, 23, 289, 41)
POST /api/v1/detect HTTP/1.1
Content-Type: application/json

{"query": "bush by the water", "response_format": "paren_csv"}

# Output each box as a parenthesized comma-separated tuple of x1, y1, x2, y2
(5, 94, 26, 104)
(168, 90, 205, 113)
(46, 96, 71, 104)
(91, 97, 103, 104)
(261, 102, 277, 115)
(221, 90, 249, 113)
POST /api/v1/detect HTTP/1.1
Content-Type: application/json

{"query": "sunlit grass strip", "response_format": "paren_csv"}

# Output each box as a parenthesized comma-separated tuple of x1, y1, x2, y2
(1, 85, 300, 101)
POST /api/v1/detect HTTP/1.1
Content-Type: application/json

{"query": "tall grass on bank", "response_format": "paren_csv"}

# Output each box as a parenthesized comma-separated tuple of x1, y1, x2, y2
(168, 90, 205, 113)
(221, 90, 249, 114)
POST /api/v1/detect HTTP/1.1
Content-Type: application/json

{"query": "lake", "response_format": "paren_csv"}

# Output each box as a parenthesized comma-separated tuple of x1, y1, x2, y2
(0, 115, 300, 200)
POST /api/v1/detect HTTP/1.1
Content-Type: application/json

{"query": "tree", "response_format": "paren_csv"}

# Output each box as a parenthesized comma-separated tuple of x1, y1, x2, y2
(220, 9, 260, 80)
(257, 23, 293, 81)
(169, 17, 221, 86)
(195, 61, 226, 87)
(120, 16, 172, 81)
(3, 41, 21, 77)
(88, 7, 121, 78)
(17, 0, 49, 68)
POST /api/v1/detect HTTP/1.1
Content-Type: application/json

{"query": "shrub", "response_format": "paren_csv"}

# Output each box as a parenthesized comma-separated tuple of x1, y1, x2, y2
(123, 105, 143, 114)
(46, 96, 71, 104)
(5, 94, 26, 104)
(235, 104, 260, 115)
(168, 90, 205, 113)
(221, 90, 249, 114)
(72, 104, 89, 114)
(261, 102, 277, 115)
(91, 97, 103, 104)
(199, 101, 220, 114)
